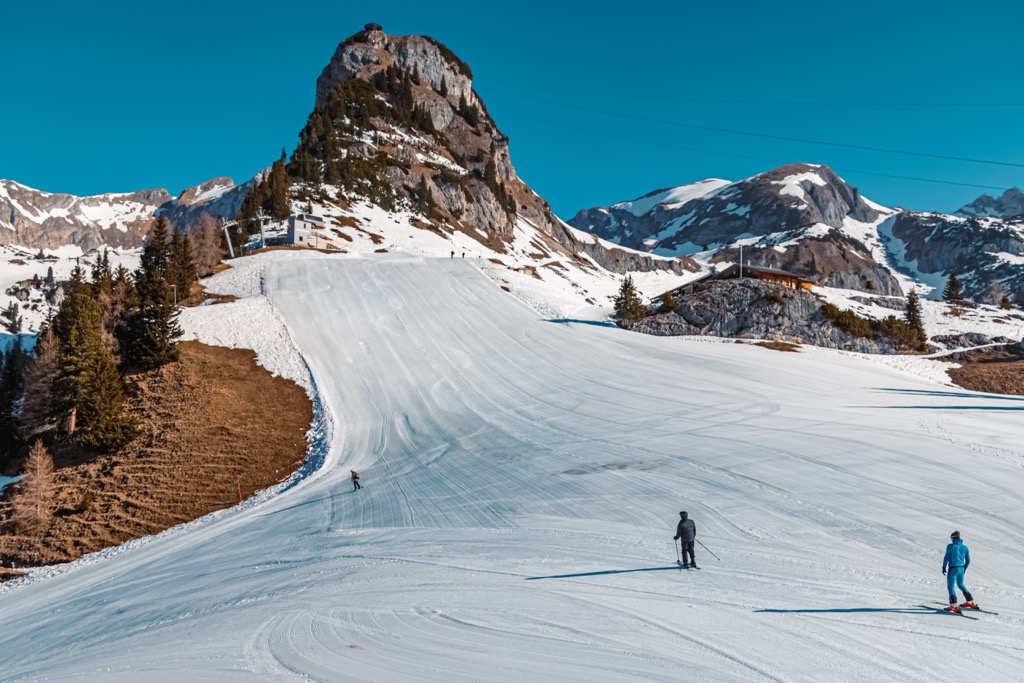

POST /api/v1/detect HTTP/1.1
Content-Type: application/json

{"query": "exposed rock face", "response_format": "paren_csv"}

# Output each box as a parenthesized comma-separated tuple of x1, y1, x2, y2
(887, 211, 1024, 300)
(0, 180, 169, 251)
(159, 174, 264, 231)
(295, 28, 687, 275)
(956, 187, 1024, 219)
(0, 175, 263, 251)
(633, 279, 899, 352)
(569, 164, 899, 293)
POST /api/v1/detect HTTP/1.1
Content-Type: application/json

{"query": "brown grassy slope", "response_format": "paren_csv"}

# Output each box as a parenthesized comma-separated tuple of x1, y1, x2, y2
(1, 340, 312, 568)
(946, 345, 1024, 396)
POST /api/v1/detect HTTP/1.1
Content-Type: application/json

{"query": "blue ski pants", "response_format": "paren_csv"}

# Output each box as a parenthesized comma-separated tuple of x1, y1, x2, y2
(946, 566, 969, 597)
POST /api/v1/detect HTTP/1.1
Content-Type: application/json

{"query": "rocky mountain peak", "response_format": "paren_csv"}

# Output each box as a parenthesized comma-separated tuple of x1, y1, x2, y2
(262, 27, 691, 276)
(956, 187, 1024, 218)
(315, 29, 474, 113)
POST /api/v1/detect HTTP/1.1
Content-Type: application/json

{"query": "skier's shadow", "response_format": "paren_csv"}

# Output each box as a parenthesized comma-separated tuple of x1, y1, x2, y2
(756, 607, 935, 615)
(526, 566, 681, 580)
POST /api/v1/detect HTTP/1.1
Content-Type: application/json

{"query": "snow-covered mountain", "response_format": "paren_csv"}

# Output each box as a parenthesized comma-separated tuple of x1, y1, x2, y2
(569, 164, 903, 295)
(0, 176, 256, 251)
(570, 165, 1024, 301)
(0, 180, 169, 251)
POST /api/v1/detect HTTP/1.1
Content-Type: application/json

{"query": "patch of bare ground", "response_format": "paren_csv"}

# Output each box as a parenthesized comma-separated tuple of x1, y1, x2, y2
(753, 341, 800, 352)
(0, 341, 311, 572)
(945, 344, 1024, 396)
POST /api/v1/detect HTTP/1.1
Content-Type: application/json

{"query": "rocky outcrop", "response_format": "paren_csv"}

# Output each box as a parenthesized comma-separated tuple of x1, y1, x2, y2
(633, 279, 900, 353)
(888, 211, 1024, 301)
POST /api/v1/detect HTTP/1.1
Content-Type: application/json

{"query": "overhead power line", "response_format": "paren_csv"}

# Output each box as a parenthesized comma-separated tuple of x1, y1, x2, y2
(538, 122, 1012, 193)
(495, 91, 1024, 170)
(498, 83, 1024, 108)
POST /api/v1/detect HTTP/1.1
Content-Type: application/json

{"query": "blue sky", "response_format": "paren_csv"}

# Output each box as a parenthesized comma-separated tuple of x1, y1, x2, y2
(2, 1, 1022, 218)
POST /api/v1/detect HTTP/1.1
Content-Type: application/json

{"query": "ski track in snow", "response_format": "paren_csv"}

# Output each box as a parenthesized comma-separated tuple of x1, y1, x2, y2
(2, 253, 1024, 681)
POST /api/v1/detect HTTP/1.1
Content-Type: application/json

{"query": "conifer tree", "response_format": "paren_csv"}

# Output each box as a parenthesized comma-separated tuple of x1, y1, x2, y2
(613, 276, 647, 328)
(122, 218, 181, 370)
(904, 289, 927, 350)
(0, 344, 25, 462)
(91, 249, 113, 298)
(14, 439, 54, 537)
(1000, 294, 1012, 310)
(165, 228, 196, 302)
(942, 272, 963, 303)
(52, 286, 135, 450)
(658, 290, 678, 314)
(267, 158, 291, 221)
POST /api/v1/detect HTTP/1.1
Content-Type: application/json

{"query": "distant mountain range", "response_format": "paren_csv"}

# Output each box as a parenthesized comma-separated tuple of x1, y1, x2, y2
(0, 176, 256, 252)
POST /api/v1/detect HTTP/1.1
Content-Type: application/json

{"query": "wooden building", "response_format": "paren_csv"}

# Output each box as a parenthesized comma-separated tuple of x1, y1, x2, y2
(714, 263, 815, 290)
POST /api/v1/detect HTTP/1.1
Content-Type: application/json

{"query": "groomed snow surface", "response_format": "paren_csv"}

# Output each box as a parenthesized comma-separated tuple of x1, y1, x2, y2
(2, 252, 1024, 682)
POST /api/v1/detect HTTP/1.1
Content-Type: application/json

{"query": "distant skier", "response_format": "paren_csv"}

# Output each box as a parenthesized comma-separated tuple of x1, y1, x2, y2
(351, 470, 362, 491)
(942, 530, 975, 612)
(674, 511, 697, 568)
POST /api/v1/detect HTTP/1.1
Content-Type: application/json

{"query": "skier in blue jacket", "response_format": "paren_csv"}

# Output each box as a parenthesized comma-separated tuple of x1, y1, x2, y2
(941, 530, 975, 612)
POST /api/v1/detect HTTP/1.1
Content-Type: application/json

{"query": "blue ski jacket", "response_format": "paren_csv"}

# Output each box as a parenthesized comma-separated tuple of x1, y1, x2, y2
(942, 538, 970, 571)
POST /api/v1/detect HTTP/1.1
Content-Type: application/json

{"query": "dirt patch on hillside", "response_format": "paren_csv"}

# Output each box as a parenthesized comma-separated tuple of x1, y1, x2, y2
(0, 341, 312, 571)
(945, 345, 1024, 396)
(753, 341, 801, 352)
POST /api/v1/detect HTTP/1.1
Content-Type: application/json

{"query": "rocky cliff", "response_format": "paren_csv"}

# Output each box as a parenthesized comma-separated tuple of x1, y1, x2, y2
(0, 180, 169, 251)
(886, 211, 1024, 301)
(0, 176, 258, 251)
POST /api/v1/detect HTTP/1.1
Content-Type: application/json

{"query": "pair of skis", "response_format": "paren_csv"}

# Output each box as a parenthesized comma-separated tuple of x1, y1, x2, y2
(676, 561, 701, 570)
(920, 602, 999, 620)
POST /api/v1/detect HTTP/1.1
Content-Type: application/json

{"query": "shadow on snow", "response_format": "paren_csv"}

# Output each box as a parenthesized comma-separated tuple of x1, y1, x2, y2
(545, 318, 618, 328)
(756, 606, 944, 615)
(875, 387, 1024, 402)
(526, 566, 682, 580)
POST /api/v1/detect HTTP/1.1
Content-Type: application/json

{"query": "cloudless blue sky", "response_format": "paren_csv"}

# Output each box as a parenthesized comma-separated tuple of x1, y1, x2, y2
(3, 1, 1023, 218)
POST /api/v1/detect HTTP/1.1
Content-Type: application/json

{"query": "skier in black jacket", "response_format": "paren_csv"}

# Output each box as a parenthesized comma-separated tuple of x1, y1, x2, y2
(674, 511, 697, 568)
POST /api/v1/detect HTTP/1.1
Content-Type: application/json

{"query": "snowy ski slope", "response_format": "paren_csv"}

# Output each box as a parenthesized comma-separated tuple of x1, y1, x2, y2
(2, 254, 1023, 681)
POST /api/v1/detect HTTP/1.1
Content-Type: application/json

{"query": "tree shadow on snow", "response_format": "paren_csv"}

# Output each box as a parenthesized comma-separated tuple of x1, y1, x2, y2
(863, 388, 1024, 411)
(526, 566, 682, 580)
(875, 387, 1024, 402)
(545, 318, 618, 328)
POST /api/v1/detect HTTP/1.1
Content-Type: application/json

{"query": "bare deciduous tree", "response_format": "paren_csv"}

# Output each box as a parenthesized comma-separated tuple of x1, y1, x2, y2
(190, 214, 226, 278)
(985, 279, 1007, 306)
(17, 328, 59, 440)
(14, 440, 54, 537)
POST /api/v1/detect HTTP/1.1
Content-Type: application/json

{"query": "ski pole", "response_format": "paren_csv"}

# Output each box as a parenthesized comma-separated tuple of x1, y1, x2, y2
(696, 539, 720, 561)
(674, 538, 681, 564)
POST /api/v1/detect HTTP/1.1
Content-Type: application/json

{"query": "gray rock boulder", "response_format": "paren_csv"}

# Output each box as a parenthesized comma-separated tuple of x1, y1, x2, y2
(634, 278, 899, 353)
